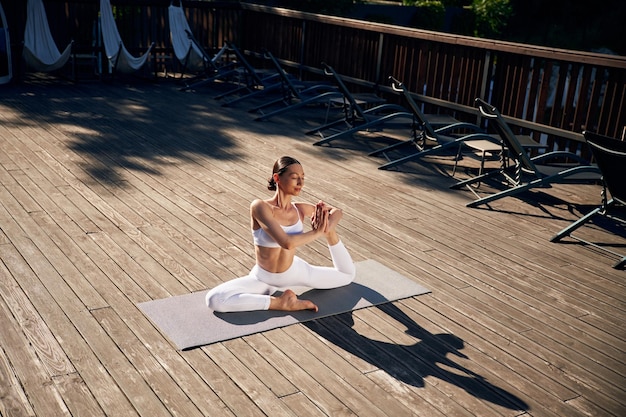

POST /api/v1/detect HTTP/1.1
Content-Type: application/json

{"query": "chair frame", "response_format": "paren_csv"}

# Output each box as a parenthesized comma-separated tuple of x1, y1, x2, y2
(372, 77, 492, 170)
(178, 40, 233, 90)
(179, 29, 229, 77)
(219, 49, 286, 107)
(181, 42, 277, 97)
(551, 131, 626, 269)
(450, 98, 601, 208)
(223, 50, 332, 108)
(212, 42, 281, 100)
(310, 65, 414, 146)
(252, 61, 343, 122)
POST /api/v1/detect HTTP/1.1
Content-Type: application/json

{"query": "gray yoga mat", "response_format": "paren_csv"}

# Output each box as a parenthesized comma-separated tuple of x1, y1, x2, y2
(138, 259, 430, 350)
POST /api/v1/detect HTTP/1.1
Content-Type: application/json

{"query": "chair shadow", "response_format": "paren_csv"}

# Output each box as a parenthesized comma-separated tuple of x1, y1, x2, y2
(304, 299, 529, 412)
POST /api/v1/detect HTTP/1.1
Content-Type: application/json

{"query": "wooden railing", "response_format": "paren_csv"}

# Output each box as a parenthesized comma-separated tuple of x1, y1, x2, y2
(238, 4, 626, 157)
(6, 1, 626, 157)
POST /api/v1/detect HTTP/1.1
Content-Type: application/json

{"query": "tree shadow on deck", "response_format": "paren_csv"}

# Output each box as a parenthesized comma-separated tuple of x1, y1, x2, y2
(1, 75, 252, 185)
(305, 301, 529, 413)
(3, 74, 470, 195)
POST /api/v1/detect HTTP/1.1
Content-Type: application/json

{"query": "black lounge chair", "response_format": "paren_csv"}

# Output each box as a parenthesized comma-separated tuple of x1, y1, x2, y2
(223, 50, 330, 108)
(372, 77, 492, 170)
(182, 42, 277, 97)
(252, 62, 343, 122)
(220, 49, 283, 107)
(551, 131, 626, 269)
(177, 39, 237, 90)
(451, 98, 601, 208)
(310, 65, 415, 146)
(212, 43, 282, 100)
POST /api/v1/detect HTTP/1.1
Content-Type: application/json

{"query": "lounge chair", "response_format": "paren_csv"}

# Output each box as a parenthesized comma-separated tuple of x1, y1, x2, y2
(551, 131, 626, 269)
(310, 65, 414, 146)
(252, 62, 343, 122)
(450, 98, 601, 208)
(372, 77, 492, 170)
(23, 0, 73, 73)
(100, 0, 154, 74)
(175, 38, 236, 90)
(174, 36, 236, 88)
(220, 49, 299, 107)
(182, 41, 277, 98)
(243, 51, 341, 112)
(212, 43, 281, 100)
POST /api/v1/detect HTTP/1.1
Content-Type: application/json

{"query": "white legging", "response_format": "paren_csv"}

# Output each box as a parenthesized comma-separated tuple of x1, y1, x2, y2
(206, 240, 355, 312)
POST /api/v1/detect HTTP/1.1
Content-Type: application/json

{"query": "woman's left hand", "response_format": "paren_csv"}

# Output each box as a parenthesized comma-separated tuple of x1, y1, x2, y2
(311, 201, 329, 233)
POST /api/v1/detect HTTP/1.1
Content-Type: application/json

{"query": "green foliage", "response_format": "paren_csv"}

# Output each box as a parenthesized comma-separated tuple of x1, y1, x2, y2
(406, 1, 446, 31)
(111, 6, 140, 20)
(470, 0, 512, 37)
(507, 0, 625, 54)
(364, 13, 396, 25)
(403, 0, 512, 37)
(270, 0, 355, 14)
(271, 0, 623, 54)
(402, 0, 445, 9)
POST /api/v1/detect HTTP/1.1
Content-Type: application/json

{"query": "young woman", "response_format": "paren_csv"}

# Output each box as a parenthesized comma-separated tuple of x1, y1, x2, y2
(206, 156, 356, 313)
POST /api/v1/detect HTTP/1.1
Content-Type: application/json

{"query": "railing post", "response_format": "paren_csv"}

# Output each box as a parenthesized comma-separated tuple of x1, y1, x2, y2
(476, 49, 491, 125)
(299, 20, 306, 80)
(376, 33, 384, 85)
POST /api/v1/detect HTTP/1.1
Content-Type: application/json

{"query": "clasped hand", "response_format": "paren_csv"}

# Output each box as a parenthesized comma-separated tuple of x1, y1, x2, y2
(310, 201, 330, 233)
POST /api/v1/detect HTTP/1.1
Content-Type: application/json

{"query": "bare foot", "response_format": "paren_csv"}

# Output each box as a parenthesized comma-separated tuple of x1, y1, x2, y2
(270, 290, 318, 312)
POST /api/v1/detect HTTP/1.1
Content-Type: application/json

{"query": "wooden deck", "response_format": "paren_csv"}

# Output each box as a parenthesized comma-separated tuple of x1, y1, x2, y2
(0, 74, 624, 417)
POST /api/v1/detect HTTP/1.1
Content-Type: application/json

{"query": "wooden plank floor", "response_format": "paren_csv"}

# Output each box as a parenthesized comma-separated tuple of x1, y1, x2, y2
(0, 73, 624, 417)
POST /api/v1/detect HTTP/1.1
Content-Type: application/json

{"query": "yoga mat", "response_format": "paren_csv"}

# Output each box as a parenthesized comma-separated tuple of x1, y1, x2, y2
(138, 259, 430, 350)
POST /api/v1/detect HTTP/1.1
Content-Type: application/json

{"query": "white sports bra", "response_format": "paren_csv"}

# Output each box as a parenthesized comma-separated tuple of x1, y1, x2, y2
(252, 204, 304, 248)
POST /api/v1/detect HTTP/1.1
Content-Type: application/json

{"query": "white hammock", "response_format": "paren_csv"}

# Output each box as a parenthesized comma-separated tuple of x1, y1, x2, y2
(168, 3, 207, 71)
(23, 0, 73, 72)
(100, 0, 153, 73)
(0, 0, 12, 84)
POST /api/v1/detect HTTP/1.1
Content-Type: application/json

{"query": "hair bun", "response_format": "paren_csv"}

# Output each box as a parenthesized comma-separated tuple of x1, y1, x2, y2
(267, 177, 277, 191)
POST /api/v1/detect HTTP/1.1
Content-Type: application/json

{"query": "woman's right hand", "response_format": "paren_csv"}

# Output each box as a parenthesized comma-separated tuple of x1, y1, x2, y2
(311, 201, 329, 234)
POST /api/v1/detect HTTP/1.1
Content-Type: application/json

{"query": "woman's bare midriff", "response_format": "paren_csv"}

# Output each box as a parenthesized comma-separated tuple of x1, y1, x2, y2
(255, 246, 296, 273)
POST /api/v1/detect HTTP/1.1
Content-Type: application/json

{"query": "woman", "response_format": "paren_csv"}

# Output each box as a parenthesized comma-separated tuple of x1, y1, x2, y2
(206, 156, 356, 313)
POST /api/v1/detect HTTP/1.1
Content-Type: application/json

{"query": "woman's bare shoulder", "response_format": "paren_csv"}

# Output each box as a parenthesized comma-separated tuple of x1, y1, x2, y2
(250, 198, 264, 207)
(250, 198, 271, 213)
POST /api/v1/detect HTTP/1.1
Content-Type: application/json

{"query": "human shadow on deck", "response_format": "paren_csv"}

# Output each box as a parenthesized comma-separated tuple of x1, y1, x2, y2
(305, 301, 529, 412)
